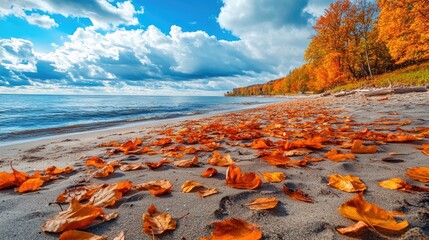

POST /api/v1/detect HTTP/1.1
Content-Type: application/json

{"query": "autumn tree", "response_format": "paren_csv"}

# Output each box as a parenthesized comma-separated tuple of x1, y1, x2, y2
(377, 0, 429, 65)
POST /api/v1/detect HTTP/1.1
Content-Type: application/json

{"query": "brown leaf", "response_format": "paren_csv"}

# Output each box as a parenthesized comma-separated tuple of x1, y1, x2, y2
(198, 188, 219, 198)
(226, 164, 262, 190)
(17, 178, 44, 193)
(201, 167, 218, 178)
(201, 218, 262, 240)
(181, 180, 203, 193)
(119, 163, 145, 171)
(351, 140, 377, 154)
(328, 174, 366, 193)
(41, 199, 105, 233)
(173, 156, 199, 168)
(56, 184, 106, 203)
(43, 166, 74, 175)
(92, 164, 114, 178)
(246, 197, 279, 210)
(142, 205, 176, 235)
(89, 181, 132, 207)
(336, 221, 368, 235)
(338, 192, 408, 231)
(405, 167, 429, 183)
(261, 172, 286, 183)
(59, 230, 107, 240)
(134, 180, 172, 196)
(207, 151, 234, 167)
(145, 159, 171, 169)
(282, 185, 314, 203)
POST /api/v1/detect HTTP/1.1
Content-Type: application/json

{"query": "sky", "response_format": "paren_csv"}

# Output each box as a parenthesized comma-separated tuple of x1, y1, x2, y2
(0, 0, 335, 95)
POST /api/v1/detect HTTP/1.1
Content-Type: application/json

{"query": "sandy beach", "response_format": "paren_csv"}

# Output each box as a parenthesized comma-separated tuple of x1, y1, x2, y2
(0, 92, 428, 240)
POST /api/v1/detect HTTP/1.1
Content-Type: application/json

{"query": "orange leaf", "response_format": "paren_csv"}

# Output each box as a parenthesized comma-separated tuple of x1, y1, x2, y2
(419, 143, 429, 156)
(251, 138, 273, 149)
(181, 180, 203, 193)
(261, 172, 286, 183)
(145, 159, 171, 169)
(261, 151, 291, 166)
(324, 149, 355, 162)
(134, 180, 172, 196)
(142, 205, 176, 235)
(44, 166, 74, 175)
(56, 184, 106, 203)
(379, 178, 429, 192)
(89, 181, 132, 207)
(17, 178, 44, 193)
(282, 185, 314, 203)
(207, 151, 234, 167)
(201, 218, 262, 240)
(338, 192, 408, 231)
(198, 188, 219, 198)
(12, 166, 29, 186)
(152, 138, 173, 146)
(350, 140, 377, 154)
(119, 163, 145, 171)
(226, 164, 262, 190)
(85, 156, 106, 168)
(201, 167, 218, 178)
(328, 174, 366, 193)
(173, 156, 199, 168)
(59, 230, 107, 240)
(246, 197, 279, 210)
(92, 164, 114, 178)
(0, 172, 16, 189)
(336, 221, 368, 235)
(41, 199, 106, 233)
(163, 151, 184, 159)
(405, 167, 429, 182)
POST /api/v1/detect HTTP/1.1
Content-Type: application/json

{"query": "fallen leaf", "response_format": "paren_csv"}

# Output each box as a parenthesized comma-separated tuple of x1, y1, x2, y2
(282, 185, 314, 203)
(207, 151, 234, 167)
(251, 138, 273, 149)
(379, 178, 429, 192)
(44, 166, 74, 175)
(41, 199, 106, 233)
(338, 192, 408, 231)
(145, 159, 171, 169)
(119, 163, 145, 171)
(336, 221, 368, 235)
(173, 156, 198, 168)
(134, 180, 172, 196)
(59, 230, 107, 240)
(198, 188, 219, 198)
(163, 151, 184, 159)
(0, 172, 16, 189)
(56, 184, 106, 203)
(261, 172, 286, 183)
(85, 156, 106, 168)
(246, 197, 279, 210)
(92, 164, 114, 178)
(17, 178, 44, 193)
(328, 174, 366, 193)
(89, 181, 132, 207)
(261, 151, 291, 166)
(201, 167, 218, 178)
(283, 148, 312, 156)
(142, 205, 176, 235)
(181, 180, 203, 193)
(201, 218, 262, 240)
(351, 140, 377, 154)
(12, 166, 29, 186)
(226, 164, 262, 190)
(324, 149, 355, 162)
(406, 167, 429, 182)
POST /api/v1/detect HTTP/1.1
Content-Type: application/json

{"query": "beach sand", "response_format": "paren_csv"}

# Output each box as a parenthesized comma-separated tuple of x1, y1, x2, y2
(0, 92, 428, 240)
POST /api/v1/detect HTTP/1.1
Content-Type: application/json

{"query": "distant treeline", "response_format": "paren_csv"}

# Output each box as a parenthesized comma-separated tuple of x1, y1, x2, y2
(225, 0, 428, 96)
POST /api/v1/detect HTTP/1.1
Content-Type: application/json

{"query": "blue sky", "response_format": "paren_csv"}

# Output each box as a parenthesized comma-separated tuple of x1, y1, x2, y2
(0, 0, 334, 95)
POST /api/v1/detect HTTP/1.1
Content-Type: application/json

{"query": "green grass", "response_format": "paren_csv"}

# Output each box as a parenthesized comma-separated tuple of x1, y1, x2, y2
(330, 62, 429, 92)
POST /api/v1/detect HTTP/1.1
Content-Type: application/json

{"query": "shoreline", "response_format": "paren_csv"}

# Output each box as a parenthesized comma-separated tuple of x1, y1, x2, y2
(0, 92, 427, 239)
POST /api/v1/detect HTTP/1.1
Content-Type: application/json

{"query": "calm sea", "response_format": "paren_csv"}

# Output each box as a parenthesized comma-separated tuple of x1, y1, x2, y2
(0, 94, 286, 145)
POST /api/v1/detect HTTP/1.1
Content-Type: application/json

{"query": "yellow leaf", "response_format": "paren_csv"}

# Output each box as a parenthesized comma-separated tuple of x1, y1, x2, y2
(181, 180, 203, 193)
(261, 172, 286, 183)
(328, 174, 366, 193)
(246, 197, 279, 210)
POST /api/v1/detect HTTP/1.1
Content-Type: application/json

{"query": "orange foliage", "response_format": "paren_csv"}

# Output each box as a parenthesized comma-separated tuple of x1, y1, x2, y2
(201, 218, 262, 240)
(282, 185, 314, 203)
(226, 164, 262, 190)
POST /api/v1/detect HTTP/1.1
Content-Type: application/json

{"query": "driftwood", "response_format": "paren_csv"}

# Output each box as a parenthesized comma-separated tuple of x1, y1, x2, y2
(393, 86, 427, 94)
(334, 90, 356, 97)
(364, 89, 394, 97)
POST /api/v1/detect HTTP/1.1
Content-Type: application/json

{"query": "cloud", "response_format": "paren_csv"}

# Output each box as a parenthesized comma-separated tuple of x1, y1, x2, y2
(0, 38, 36, 72)
(0, 0, 140, 29)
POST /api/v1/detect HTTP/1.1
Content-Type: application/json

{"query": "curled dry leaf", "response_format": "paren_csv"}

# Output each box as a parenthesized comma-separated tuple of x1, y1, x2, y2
(201, 167, 218, 178)
(89, 181, 132, 207)
(350, 140, 377, 154)
(163, 151, 184, 159)
(201, 218, 262, 240)
(207, 151, 234, 167)
(282, 137, 325, 150)
(142, 205, 176, 235)
(261, 151, 291, 166)
(284, 148, 312, 156)
(17, 178, 44, 193)
(378, 178, 429, 192)
(246, 197, 279, 210)
(92, 164, 114, 178)
(43, 166, 74, 175)
(328, 174, 366, 193)
(198, 188, 218, 198)
(0, 171, 17, 189)
(56, 184, 106, 203)
(119, 163, 145, 171)
(134, 180, 172, 196)
(226, 164, 262, 190)
(59, 230, 107, 240)
(181, 180, 203, 193)
(85, 156, 106, 168)
(405, 167, 429, 183)
(338, 192, 408, 231)
(173, 156, 198, 168)
(251, 138, 273, 149)
(41, 199, 106, 233)
(336, 221, 369, 235)
(12, 166, 29, 186)
(261, 172, 286, 183)
(324, 149, 355, 162)
(282, 185, 314, 203)
(145, 159, 171, 170)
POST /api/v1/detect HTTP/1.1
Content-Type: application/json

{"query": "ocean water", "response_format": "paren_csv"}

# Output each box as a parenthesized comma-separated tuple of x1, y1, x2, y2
(0, 94, 286, 145)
